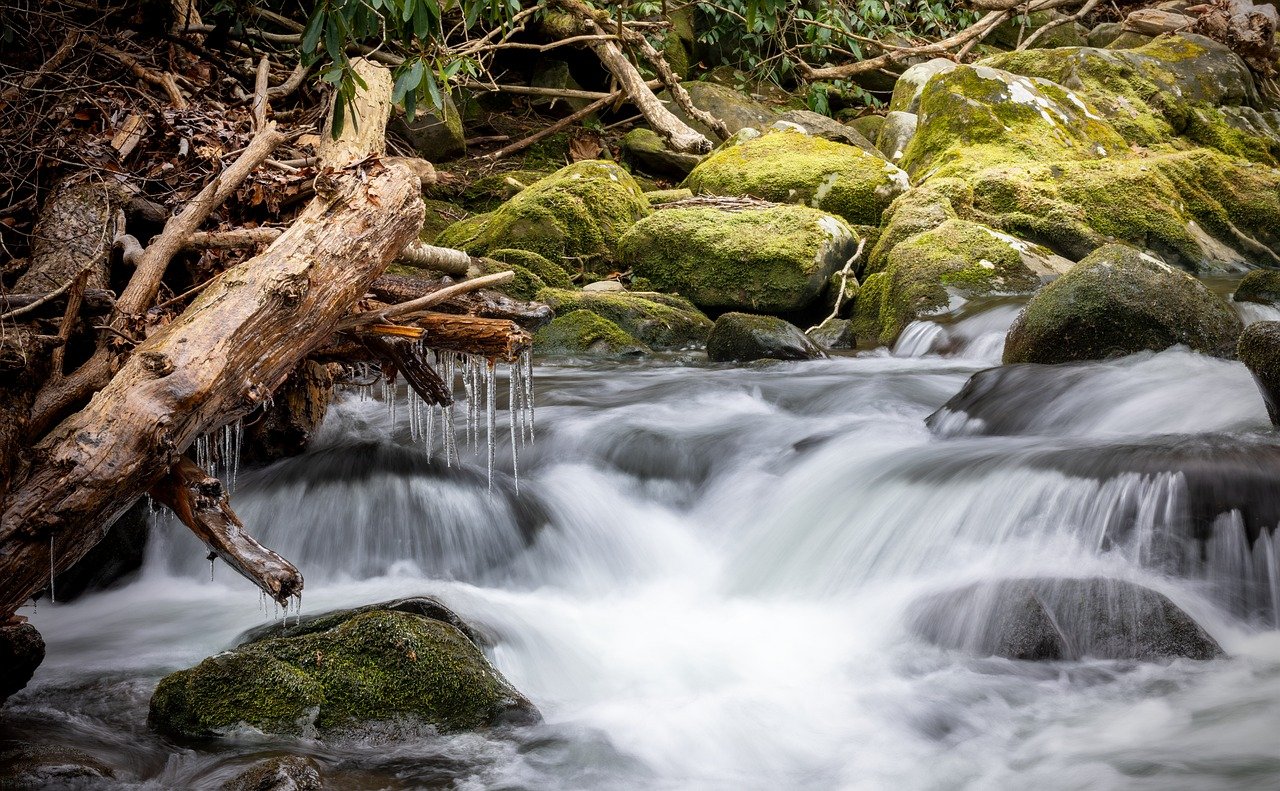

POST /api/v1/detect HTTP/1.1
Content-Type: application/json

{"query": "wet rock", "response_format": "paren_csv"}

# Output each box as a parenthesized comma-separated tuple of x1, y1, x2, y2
(0, 623, 44, 705)
(1004, 244, 1243, 364)
(1238, 321, 1280, 426)
(807, 318, 855, 350)
(223, 755, 320, 791)
(909, 577, 1224, 661)
(0, 745, 114, 788)
(535, 287, 711, 349)
(875, 111, 917, 163)
(149, 600, 539, 740)
(683, 129, 909, 226)
(1233, 270, 1280, 306)
(533, 310, 650, 357)
(774, 110, 882, 156)
(620, 202, 858, 313)
(620, 128, 703, 178)
(436, 161, 650, 270)
(706, 313, 824, 362)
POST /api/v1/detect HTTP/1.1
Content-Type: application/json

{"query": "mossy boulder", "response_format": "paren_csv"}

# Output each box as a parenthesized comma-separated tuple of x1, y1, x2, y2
(855, 219, 1048, 347)
(1004, 243, 1243, 364)
(223, 756, 321, 791)
(867, 179, 973, 273)
(645, 188, 694, 205)
(664, 81, 773, 137)
(807, 318, 855, 349)
(965, 147, 1280, 270)
(619, 202, 859, 313)
(488, 248, 575, 288)
(900, 63, 1127, 180)
(460, 170, 555, 212)
(888, 58, 958, 115)
(774, 109, 883, 156)
(847, 114, 885, 142)
(148, 605, 538, 739)
(1238, 321, 1280, 425)
(1234, 269, 1280, 305)
(389, 94, 465, 162)
(706, 313, 824, 362)
(536, 287, 711, 349)
(684, 130, 909, 226)
(420, 199, 468, 245)
(991, 11, 1088, 50)
(621, 128, 703, 178)
(437, 161, 651, 268)
(0, 746, 114, 788)
(875, 111, 917, 163)
(534, 309, 650, 356)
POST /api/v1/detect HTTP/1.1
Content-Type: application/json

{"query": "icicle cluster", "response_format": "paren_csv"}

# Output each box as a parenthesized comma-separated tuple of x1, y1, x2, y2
(193, 418, 245, 492)
(349, 347, 535, 493)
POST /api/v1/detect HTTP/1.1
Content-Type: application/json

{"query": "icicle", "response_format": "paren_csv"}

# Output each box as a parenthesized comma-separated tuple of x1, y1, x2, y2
(209, 555, 215, 582)
(522, 349, 536, 444)
(509, 359, 519, 494)
(486, 359, 497, 491)
(462, 355, 475, 453)
(48, 534, 56, 604)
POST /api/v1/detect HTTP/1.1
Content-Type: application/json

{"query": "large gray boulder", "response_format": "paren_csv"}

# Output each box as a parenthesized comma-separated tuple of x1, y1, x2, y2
(707, 313, 824, 362)
(1004, 244, 1243, 364)
(774, 109, 883, 156)
(909, 577, 1224, 661)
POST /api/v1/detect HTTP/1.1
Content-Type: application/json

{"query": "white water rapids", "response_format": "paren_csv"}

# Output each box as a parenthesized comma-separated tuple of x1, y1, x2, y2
(9, 306, 1280, 789)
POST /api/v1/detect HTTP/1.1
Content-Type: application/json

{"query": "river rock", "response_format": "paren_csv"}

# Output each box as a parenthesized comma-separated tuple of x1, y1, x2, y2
(1238, 321, 1280, 426)
(1087, 21, 1126, 48)
(807, 318, 855, 349)
(0, 622, 44, 705)
(706, 313, 824, 362)
(888, 58, 957, 115)
(867, 178, 969, 273)
(663, 81, 773, 138)
(990, 10, 1088, 50)
(909, 577, 1224, 661)
(436, 160, 650, 269)
(1004, 244, 1243, 364)
(148, 600, 539, 739)
(875, 111, 917, 163)
(683, 129, 909, 226)
(621, 128, 703, 178)
(534, 310, 650, 357)
(488, 248, 575, 288)
(223, 756, 321, 791)
(536, 287, 711, 349)
(0, 745, 114, 788)
(620, 202, 858, 313)
(847, 114, 885, 142)
(1234, 270, 1280, 306)
(774, 110, 882, 156)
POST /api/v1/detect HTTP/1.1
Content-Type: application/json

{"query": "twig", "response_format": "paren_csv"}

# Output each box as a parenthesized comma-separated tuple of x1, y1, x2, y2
(0, 279, 76, 321)
(252, 55, 270, 131)
(482, 92, 618, 162)
(807, 239, 866, 334)
(93, 39, 188, 108)
(1, 30, 81, 103)
(337, 271, 515, 331)
(49, 270, 90, 383)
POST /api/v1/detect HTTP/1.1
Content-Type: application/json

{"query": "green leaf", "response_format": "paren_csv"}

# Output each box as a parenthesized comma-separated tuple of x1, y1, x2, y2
(412, 0, 431, 39)
(302, 9, 326, 54)
(422, 68, 442, 110)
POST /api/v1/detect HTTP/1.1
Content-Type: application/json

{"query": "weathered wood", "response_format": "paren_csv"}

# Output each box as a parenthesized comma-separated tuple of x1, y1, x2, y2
(242, 361, 337, 466)
(1124, 8, 1195, 35)
(369, 273, 553, 329)
(0, 158, 424, 617)
(363, 313, 532, 361)
(319, 58, 394, 167)
(1194, 0, 1278, 71)
(151, 458, 302, 603)
(337, 271, 514, 330)
(15, 179, 126, 293)
(363, 335, 453, 406)
(0, 290, 115, 316)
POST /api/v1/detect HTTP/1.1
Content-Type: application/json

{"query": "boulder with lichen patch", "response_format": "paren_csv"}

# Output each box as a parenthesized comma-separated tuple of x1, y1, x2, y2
(663, 81, 773, 138)
(706, 313, 824, 362)
(535, 287, 711, 349)
(1004, 243, 1242, 364)
(683, 130, 909, 226)
(854, 219, 1055, 347)
(619, 202, 860, 313)
(534, 309, 650, 357)
(621, 128, 703, 178)
(436, 161, 651, 269)
(148, 602, 538, 739)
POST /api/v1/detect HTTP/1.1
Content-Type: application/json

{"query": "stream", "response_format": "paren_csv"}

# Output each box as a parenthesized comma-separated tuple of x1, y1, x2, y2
(7, 298, 1280, 790)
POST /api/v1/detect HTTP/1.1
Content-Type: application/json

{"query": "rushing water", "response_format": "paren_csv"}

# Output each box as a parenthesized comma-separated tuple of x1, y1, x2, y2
(8, 303, 1280, 790)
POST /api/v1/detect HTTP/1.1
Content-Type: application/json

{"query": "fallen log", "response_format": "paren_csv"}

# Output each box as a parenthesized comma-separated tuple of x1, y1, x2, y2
(0, 289, 115, 318)
(362, 314, 532, 362)
(1193, 0, 1278, 72)
(150, 458, 303, 603)
(363, 335, 454, 406)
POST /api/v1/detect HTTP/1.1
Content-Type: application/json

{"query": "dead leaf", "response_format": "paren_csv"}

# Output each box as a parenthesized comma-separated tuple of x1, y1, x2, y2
(569, 133, 602, 162)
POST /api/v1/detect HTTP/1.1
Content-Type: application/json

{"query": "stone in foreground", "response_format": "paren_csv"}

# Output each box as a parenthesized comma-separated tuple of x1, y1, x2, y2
(148, 600, 539, 739)
(706, 313, 825, 362)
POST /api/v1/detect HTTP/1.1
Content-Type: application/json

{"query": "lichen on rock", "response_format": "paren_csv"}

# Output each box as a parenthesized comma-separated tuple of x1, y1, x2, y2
(535, 287, 711, 349)
(533, 309, 651, 357)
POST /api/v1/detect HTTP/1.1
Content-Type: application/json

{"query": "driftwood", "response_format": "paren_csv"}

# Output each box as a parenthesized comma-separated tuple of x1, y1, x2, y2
(363, 335, 454, 406)
(364, 315, 531, 362)
(1125, 9, 1196, 35)
(1193, 0, 1278, 72)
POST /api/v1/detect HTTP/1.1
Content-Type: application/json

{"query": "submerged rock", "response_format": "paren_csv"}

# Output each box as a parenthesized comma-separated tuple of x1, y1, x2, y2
(909, 577, 1223, 661)
(0, 622, 44, 705)
(706, 313, 824, 362)
(535, 287, 711, 349)
(1238, 321, 1280, 426)
(621, 201, 859, 314)
(149, 600, 539, 740)
(0, 745, 114, 788)
(683, 130, 909, 226)
(223, 755, 321, 791)
(1004, 244, 1242, 364)
(436, 161, 650, 269)
(533, 310, 650, 357)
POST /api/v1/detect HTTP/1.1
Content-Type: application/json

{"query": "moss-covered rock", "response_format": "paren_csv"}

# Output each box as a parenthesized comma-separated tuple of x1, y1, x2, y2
(620, 202, 859, 313)
(888, 58, 958, 115)
(706, 313, 824, 362)
(807, 318, 855, 349)
(867, 179, 973, 273)
(390, 94, 465, 162)
(857, 219, 1046, 347)
(1238, 321, 1280, 425)
(684, 130, 909, 226)
(1234, 269, 1280, 305)
(664, 81, 773, 137)
(469, 258, 547, 301)
(148, 607, 538, 739)
(460, 170, 555, 212)
(875, 111, 917, 163)
(645, 188, 694, 205)
(533, 309, 650, 356)
(0, 745, 114, 788)
(774, 109, 883, 156)
(900, 63, 1127, 180)
(621, 128, 703, 178)
(847, 114, 885, 142)
(436, 161, 651, 269)
(991, 11, 1088, 50)
(1004, 243, 1243, 364)
(488, 248, 575, 288)
(535, 287, 711, 349)
(420, 199, 468, 245)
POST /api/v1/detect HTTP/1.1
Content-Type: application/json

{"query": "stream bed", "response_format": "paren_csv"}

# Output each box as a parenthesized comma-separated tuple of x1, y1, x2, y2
(8, 308, 1280, 790)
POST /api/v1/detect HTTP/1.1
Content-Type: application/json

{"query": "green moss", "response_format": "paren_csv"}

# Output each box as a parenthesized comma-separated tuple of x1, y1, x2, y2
(645, 188, 694, 205)
(847, 114, 885, 142)
(1004, 243, 1243, 363)
(619, 202, 858, 313)
(471, 258, 546, 301)
(489, 248, 575, 288)
(435, 210, 494, 250)
(866, 218, 1041, 345)
(850, 271, 888, 347)
(461, 170, 555, 212)
(535, 287, 711, 349)
(533, 309, 650, 356)
(437, 161, 651, 270)
(149, 611, 534, 739)
(1234, 269, 1280, 305)
(867, 179, 972, 274)
(683, 130, 909, 225)
(420, 199, 468, 244)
